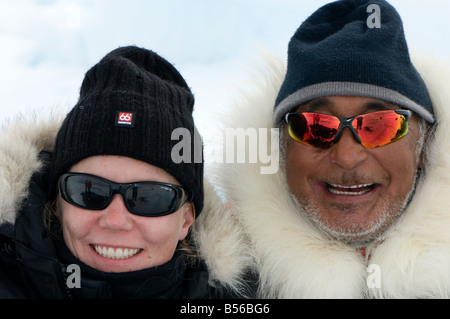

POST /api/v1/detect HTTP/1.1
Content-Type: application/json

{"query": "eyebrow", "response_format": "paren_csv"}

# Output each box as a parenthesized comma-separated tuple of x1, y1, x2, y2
(304, 97, 333, 110)
(361, 100, 401, 113)
(296, 97, 399, 113)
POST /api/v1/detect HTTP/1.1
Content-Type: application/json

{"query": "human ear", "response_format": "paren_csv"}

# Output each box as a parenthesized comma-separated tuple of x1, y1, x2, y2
(178, 202, 195, 241)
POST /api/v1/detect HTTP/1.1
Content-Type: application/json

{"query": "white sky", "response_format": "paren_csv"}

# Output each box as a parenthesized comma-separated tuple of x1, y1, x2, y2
(1, 0, 449, 136)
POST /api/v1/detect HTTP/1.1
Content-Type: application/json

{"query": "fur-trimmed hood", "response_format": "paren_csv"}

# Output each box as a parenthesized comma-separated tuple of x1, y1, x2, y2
(195, 52, 450, 298)
(0, 112, 65, 224)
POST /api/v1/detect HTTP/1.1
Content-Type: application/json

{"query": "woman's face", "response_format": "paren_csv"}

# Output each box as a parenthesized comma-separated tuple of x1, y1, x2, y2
(57, 155, 194, 273)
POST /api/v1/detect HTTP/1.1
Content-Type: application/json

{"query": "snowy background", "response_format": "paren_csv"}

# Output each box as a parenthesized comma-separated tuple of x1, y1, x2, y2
(1, 0, 449, 136)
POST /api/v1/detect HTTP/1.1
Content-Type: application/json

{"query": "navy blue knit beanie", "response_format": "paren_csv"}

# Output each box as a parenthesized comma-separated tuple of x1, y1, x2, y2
(273, 0, 435, 125)
(51, 46, 204, 216)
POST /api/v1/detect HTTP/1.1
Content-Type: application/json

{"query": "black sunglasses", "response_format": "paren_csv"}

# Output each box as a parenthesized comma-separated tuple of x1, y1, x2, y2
(58, 173, 189, 217)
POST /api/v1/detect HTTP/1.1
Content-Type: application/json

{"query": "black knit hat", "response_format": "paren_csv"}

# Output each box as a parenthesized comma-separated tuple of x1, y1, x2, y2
(273, 0, 435, 125)
(51, 46, 204, 215)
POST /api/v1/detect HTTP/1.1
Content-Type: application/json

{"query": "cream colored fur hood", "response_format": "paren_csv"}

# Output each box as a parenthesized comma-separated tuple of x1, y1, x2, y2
(194, 52, 450, 299)
(0, 113, 63, 224)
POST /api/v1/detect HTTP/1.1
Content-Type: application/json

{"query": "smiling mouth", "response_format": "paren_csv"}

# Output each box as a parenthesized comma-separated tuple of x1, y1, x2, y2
(92, 245, 143, 260)
(326, 183, 376, 196)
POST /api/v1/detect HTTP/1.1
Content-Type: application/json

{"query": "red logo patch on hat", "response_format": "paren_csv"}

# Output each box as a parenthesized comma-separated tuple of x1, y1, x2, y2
(115, 111, 135, 128)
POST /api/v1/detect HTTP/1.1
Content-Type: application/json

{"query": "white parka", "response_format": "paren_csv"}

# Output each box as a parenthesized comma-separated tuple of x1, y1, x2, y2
(194, 51, 450, 298)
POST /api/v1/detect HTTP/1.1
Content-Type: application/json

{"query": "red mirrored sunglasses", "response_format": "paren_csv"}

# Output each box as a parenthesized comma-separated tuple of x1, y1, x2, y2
(285, 110, 412, 149)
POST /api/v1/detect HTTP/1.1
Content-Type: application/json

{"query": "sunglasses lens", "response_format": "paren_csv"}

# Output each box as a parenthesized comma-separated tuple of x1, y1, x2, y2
(353, 111, 409, 148)
(288, 113, 341, 148)
(64, 175, 111, 210)
(60, 173, 187, 216)
(125, 184, 179, 216)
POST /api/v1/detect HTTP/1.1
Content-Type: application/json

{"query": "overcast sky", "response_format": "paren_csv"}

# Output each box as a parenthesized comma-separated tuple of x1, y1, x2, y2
(1, 0, 449, 135)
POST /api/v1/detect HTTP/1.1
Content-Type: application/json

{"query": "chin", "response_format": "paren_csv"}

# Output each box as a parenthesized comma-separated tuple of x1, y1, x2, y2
(309, 213, 394, 247)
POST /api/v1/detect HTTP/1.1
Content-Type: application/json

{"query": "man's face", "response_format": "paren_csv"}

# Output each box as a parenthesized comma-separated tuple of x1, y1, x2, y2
(283, 96, 423, 245)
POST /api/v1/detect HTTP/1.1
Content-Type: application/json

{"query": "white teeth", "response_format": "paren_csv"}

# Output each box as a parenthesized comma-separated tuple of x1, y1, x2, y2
(328, 189, 368, 195)
(327, 183, 374, 195)
(329, 183, 373, 189)
(93, 245, 141, 260)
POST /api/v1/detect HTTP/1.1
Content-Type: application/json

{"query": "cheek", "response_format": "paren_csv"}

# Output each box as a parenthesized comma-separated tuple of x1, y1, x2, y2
(137, 214, 185, 247)
(284, 138, 323, 195)
(60, 202, 95, 243)
(285, 154, 306, 195)
(375, 144, 419, 194)
(377, 123, 422, 189)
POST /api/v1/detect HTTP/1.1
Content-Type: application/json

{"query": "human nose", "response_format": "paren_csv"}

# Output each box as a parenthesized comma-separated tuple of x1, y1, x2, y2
(99, 195, 133, 231)
(328, 128, 368, 170)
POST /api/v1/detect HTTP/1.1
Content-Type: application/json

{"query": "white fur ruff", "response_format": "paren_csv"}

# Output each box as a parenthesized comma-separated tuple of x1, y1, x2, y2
(196, 51, 450, 298)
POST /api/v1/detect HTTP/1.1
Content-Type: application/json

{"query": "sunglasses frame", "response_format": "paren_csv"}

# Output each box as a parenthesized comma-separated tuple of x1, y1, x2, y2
(58, 172, 189, 217)
(285, 109, 412, 149)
